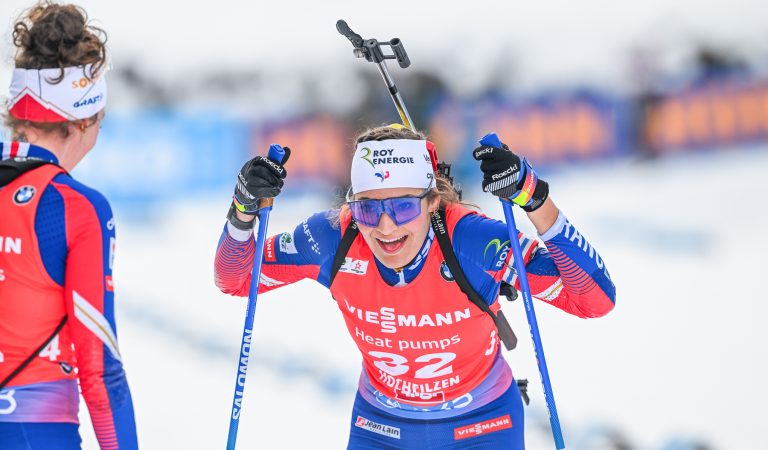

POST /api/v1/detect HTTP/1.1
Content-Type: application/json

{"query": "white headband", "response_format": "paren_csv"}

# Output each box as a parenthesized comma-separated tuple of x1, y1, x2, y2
(351, 139, 435, 195)
(8, 63, 107, 122)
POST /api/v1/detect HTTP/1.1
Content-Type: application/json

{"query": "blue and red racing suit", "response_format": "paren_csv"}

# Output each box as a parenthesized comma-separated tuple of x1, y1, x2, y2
(214, 202, 615, 448)
(0, 143, 137, 449)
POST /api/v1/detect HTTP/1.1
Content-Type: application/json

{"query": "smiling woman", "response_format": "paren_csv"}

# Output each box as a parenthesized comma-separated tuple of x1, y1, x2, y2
(214, 123, 616, 449)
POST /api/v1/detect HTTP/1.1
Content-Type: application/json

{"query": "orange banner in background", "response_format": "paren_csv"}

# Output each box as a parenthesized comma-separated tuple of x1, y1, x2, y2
(252, 115, 350, 186)
(474, 101, 614, 163)
(427, 100, 469, 162)
(646, 81, 768, 151)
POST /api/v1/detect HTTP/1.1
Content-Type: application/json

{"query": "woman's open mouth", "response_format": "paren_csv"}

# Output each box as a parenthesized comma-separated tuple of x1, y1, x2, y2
(376, 235, 408, 254)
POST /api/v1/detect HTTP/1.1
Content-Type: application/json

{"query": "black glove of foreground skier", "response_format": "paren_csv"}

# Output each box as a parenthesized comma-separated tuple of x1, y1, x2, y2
(233, 146, 291, 215)
(473, 133, 548, 212)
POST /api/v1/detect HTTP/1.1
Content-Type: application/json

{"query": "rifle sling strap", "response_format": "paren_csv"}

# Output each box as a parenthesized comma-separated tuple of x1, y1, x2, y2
(329, 210, 516, 350)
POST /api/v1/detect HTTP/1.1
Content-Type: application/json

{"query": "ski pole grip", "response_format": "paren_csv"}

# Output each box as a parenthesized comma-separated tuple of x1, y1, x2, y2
(259, 144, 286, 208)
(267, 144, 286, 164)
(480, 132, 503, 148)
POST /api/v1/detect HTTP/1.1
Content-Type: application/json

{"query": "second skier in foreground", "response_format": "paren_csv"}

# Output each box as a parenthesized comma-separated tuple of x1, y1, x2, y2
(214, 125, 615, 448)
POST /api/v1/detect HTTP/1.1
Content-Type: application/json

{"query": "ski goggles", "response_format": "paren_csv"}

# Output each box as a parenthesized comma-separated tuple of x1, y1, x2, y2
(347, 187, 431, 227)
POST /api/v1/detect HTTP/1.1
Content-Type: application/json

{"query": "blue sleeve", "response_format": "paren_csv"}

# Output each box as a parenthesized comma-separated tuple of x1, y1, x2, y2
(266, 209, 342, 288)
(454, 210, 615, 318)
(215, 209, 342, 295)
(35, 179, 67, 286)
(53, 174, 138, 449)
(538, 213, 616, 308)
(452, 213, 537, 306)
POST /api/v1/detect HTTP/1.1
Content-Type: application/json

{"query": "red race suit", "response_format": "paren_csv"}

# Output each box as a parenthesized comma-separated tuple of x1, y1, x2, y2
(215, 201, 615, 419)
(0, 143, 137, 449)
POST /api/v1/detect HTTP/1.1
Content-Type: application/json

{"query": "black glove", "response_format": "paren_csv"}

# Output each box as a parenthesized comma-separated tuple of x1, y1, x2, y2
(473, 135, 548, 212)
(233, 147, 291, 214)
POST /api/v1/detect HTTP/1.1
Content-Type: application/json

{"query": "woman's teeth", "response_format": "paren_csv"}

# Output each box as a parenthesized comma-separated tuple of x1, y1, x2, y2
(377, 235, 407, 253)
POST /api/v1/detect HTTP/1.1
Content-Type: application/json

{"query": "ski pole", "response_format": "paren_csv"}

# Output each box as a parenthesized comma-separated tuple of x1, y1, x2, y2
(226, 144, 286, 450)
(481, 133, 565, 449)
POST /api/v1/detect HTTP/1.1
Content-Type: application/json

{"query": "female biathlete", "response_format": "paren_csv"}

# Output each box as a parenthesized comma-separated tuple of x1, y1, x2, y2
(0, 3, 137, 449)
(214, 125, 615, 448)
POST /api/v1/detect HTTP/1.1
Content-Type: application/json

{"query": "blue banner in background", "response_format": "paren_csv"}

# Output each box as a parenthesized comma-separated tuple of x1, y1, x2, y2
(73, 109, 249, 210)
(47, 72, 768, 211)
(428, 90, 632, 181)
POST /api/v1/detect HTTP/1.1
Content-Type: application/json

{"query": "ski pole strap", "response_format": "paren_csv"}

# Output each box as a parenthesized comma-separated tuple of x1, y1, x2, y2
(0, 315, 68, 391)
(329, 220, 359, 287)
(430, 209, 517, 351)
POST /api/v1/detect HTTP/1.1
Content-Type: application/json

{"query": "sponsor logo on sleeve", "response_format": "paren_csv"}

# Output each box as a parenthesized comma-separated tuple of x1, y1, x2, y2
(264, 236, 277, 262)
(483, 238, 510, 270)
(105, 275, 114, 292)
(339, 257, 368, 275)
(302, 221, 321, 255)
(454, 414, 512, 440)
(278, 232, 297, 254)
(354, 416, 401, 439)
(13, 186, 36, 205)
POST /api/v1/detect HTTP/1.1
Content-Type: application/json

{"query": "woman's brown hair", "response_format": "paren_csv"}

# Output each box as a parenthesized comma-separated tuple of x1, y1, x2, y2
(4, 1, 107, 139)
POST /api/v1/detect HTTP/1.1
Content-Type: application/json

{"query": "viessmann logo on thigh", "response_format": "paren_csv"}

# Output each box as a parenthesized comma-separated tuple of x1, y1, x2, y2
(355, 416, 401, 440)
(453, 414, 512, 440)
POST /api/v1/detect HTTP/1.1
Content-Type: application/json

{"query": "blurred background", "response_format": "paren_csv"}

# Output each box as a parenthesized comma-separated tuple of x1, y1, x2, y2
(2, 0, 767, 448)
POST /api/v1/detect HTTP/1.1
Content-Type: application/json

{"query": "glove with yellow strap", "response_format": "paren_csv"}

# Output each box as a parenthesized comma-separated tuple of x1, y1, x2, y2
(472, 133, 548, 212)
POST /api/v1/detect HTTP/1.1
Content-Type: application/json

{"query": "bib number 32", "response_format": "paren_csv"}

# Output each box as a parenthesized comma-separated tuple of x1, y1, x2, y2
(368, 351, 456, 379)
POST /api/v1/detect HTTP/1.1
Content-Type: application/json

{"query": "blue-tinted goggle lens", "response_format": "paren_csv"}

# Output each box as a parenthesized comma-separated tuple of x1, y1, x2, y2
(349, 195, 426, 227)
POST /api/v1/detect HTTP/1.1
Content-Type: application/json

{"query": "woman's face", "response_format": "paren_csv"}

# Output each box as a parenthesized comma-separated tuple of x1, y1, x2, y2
(353, 187, 439, 269)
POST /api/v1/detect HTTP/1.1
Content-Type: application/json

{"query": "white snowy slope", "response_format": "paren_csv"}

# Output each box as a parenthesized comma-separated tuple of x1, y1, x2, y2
(78, 146, 768, 449)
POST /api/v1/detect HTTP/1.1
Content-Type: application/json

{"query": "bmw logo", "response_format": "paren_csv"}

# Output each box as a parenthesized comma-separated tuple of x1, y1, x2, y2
(439, 261, 455, 282)
(13, 186, 36, 205)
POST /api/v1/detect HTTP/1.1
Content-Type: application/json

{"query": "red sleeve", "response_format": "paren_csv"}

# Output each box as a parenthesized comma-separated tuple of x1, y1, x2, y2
(519, 213, 616, 319)
(214, 214, 337, 296)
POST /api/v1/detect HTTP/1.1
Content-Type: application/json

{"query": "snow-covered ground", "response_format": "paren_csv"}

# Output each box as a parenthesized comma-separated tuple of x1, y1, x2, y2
(74, 145, 768, 449)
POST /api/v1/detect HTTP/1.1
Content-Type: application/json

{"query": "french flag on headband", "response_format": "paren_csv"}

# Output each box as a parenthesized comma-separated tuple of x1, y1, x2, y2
(7, 63, 107, 123)
(0, 142, 31, 159)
